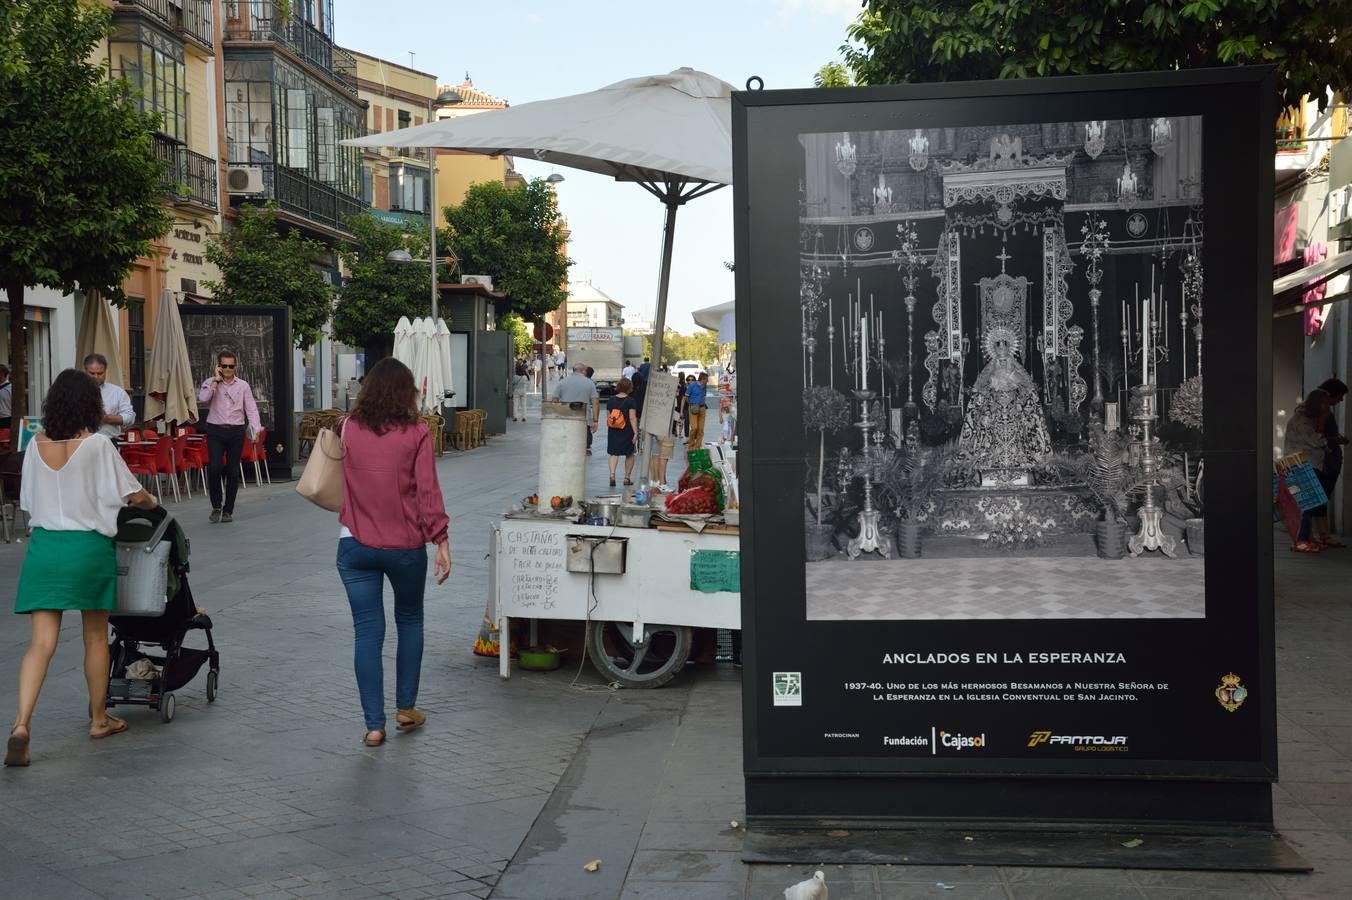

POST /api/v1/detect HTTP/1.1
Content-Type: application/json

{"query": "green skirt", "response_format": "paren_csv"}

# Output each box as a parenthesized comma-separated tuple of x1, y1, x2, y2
(15, 528, 117, 614)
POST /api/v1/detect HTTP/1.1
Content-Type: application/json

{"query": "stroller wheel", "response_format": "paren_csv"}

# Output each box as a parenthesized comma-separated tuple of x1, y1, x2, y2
(206, 671, 218, 703)
(160, 692, 176, 723)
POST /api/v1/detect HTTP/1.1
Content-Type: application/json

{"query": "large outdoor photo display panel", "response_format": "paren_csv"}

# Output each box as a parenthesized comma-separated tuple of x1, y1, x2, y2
(734, 69, 1275, 826)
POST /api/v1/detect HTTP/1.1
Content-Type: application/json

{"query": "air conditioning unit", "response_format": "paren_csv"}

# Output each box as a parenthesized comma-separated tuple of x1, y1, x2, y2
(226, 166, 265, 195)
(461, 274, 494, 291)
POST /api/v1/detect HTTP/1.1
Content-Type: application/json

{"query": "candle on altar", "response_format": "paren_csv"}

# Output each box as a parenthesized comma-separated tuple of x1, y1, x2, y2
(828, 296, 834, 387)
(1141, 293, 1151, 385)
(860, 315, 868, 390)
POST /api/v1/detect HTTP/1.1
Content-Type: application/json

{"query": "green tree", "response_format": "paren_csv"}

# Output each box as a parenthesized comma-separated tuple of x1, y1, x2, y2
(0, 0, 173, 422)
(642, 330, 722, 368)
(814, 61, 853, 88)
(443, 178, 572, 321)
(841, 0, 1350, 110)
(498, 312, 536, 358)
(203, 203, 333, 349)
(332, 213, 451, 357)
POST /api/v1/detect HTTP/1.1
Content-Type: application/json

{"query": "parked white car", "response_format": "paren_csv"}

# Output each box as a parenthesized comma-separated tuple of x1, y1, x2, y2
(671, 359, 705, 381)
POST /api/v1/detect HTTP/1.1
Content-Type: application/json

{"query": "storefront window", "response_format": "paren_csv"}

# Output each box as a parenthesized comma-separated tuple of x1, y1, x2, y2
(0, 307, 54, 415)
(127, 299, 146, 418)
(389, 163, 429, 213)
(110, 23, 187, 143)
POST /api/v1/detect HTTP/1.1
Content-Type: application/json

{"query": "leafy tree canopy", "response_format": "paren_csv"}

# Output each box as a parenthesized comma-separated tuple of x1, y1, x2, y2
(641, 329, 724, 368)
(498, 312, 536, 358)
(0, 0, 172, 420)
(203, 203, 333, 348)
(841, 0, 1350, 110)
(443, 178, 572, 321)
(814, 62, 854, 88)
(332, 213, 450, 351)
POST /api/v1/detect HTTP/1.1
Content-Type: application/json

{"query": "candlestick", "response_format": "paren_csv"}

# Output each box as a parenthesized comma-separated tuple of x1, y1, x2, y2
(1141, 292, 1151, 386)
(1180, 305, 1188, 380)
(860, 315, 868, 390)
(828, 296, 834, 388)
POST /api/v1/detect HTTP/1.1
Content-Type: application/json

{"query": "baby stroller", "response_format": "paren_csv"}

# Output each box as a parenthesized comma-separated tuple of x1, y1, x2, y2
(107, 507, 220, 723)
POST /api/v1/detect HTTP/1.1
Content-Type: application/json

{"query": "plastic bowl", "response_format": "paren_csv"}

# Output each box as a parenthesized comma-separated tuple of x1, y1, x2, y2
(518, 648, 562, 671)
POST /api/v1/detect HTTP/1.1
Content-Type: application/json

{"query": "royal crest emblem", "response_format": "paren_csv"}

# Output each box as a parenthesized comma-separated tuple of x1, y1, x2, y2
(1214, 673, 1248, 713)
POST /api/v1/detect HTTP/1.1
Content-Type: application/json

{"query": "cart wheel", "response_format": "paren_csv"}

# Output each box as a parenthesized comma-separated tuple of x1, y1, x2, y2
(160, 692, 176, 723)
(587, 621, 692, 689)
(206, 670, 218, 703)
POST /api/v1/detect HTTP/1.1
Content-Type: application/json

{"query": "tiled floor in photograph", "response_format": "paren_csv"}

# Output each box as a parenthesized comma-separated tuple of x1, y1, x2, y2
(806, 555, 1206, 619)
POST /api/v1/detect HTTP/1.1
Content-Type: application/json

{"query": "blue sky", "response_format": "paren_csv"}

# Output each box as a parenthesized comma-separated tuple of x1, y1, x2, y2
(334, 0, 860, 334)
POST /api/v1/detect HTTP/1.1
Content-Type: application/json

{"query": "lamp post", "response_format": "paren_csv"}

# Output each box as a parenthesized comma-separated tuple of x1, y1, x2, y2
(541, 173, 565, 378)
(426, 89, 462, 321)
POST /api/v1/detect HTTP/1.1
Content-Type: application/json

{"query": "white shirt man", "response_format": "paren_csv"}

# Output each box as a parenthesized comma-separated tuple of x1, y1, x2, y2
(84, 354, 136, 438)
(621, 362, 637, 380)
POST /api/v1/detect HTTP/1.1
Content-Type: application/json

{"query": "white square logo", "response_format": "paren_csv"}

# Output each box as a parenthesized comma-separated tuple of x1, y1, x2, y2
(773, 672, 802, 707)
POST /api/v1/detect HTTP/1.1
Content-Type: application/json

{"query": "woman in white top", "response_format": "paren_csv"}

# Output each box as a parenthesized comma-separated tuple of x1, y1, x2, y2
(6, 370, 157, 767)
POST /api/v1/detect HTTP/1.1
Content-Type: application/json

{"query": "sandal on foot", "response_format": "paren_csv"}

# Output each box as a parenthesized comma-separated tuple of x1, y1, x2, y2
(1320, 537, 1346, 548)
(89, 715, 128, 739)
(5, 727, 30, 767)
(396, 708, 426, 732)
(623, 479, 633, 486)
(609, 478, 616, 487)
(362, 729, 386, 747)
(1291, 541, 1322, 553)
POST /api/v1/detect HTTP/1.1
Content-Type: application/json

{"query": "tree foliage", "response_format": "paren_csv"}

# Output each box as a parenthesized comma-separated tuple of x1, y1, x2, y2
(443, 178, 572, 321)
(640, 329, 724, 368)
(841, 0, 1350, 110)
(203, 203, 332, 349)
(0, 0, 173, 420)
(498, 312, 536, 358)
(814, 61, 854, 88)
(332, 213, 450, 352)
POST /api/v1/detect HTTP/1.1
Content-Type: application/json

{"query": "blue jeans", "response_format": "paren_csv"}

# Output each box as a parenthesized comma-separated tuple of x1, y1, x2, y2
(336, 537, 428, 730)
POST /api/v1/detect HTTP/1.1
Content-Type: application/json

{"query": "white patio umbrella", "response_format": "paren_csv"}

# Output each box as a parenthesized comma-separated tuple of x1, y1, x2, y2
(410, 317, 442, 413)
(143, 289, 197, 424)
(434, 318, 455, 402)
(343, 67, 734, 489)
(393, 315, 415, 367)
(75, 289, 125, 387)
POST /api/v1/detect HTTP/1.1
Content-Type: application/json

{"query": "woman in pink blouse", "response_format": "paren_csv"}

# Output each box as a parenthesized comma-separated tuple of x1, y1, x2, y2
(337, 358, 451, 747)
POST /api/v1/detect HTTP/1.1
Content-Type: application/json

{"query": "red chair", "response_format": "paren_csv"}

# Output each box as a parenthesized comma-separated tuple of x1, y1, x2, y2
(141, 428, 159, 441)
(0, 428, 9, 451)
(172, 433, 202, 499)
(240, 427, 269, 485)
(124, 436, 179, 503)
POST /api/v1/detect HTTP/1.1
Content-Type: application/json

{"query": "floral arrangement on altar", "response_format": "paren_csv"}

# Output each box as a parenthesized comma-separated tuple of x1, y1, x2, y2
(1170, 375, 1203, 431)
(976, 495, 1055, 550)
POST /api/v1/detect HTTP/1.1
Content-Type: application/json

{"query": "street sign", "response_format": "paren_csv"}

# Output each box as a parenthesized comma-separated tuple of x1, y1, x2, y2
(532, 322, 555, 342)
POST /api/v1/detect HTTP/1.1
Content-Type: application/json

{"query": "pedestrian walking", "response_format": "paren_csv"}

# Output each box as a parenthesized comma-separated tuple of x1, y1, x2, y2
(551, 363, 600, 455)
(511, 365, 531, 422)
(7, 369, 159, 767)
(672, 373, 687, 439)
(83, 354, 135, 439)
(621, 360, 637, 380)
(337, 358, 451, 748)
(1283, 388, 1347, 553)
(685, 372, 710, 448)
(1314, 377, 1349, 547)
(0, 363, 12, 429)
(606, 377, 640, 487)
(197, 351, 261, 524)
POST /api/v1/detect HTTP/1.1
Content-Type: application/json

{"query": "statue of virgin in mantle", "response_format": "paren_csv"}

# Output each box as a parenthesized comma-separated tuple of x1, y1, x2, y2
(957, 326, 1052, 486)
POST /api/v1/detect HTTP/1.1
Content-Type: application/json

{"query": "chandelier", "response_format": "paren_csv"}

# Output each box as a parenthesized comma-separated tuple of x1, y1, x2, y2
(1116, 161, 1139, 206)
(1084, 120, 1106, 159)
(872, 173, 893, 213)
(908, 129, 929, 171)
(1150, 117, 1173, 155)
(835, 133, 857, 177)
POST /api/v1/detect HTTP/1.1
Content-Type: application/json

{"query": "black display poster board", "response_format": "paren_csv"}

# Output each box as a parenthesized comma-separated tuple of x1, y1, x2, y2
(180, 304, 294, 478)
(734, 69, 1276, 828)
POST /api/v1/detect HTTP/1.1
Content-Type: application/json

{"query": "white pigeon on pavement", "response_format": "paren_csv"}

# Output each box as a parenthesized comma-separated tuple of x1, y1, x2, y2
(784, 869, 828, 900)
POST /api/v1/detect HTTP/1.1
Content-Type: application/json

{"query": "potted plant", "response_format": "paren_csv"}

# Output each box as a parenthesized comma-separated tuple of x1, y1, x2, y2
(879, 444, 949, 558)
(1079, 425, 1134, 559)
(803, 386, 852, 561)
(1165, 375, 1204, 554)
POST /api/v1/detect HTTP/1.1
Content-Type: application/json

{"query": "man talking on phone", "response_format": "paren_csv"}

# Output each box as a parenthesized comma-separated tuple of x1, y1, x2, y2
(198, 351, 261, 524)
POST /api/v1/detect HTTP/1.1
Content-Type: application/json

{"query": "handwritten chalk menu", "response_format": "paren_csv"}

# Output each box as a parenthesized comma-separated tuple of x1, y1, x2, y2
(640, 372, 680, 437)
(502, 525, 567, 612)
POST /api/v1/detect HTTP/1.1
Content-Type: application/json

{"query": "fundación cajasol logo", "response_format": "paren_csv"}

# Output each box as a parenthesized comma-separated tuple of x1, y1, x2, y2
(772, 672, 802, 707)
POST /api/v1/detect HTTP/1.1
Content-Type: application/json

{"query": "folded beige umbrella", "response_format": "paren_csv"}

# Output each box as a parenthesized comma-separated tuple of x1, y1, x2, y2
(143, 288, 198, 424)
(75, 289, 125, 386)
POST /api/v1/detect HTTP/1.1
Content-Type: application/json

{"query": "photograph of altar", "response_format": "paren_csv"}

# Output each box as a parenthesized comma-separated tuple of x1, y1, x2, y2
(799, 116, 1207, 621)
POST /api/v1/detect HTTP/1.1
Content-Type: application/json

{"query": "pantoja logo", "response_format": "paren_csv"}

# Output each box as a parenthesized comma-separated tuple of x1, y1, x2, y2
(1028, 731, 1128, 749)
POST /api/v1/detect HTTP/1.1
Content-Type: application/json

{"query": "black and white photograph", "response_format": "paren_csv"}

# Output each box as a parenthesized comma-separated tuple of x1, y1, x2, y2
(799, 116, 1206, 620)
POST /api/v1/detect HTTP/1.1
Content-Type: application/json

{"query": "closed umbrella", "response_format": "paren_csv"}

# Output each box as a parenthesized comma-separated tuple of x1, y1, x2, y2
(410, 318, 438, 413)
(144, 289, 197, 424)
(343, 67, 734, 494)
(393, 315, 415, 367)
(435, 318, 455, 403)
(75, 289, 125, 386)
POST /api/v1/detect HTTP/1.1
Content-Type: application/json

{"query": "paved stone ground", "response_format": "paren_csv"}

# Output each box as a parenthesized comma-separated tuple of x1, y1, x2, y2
(1, 410, 1349, 899)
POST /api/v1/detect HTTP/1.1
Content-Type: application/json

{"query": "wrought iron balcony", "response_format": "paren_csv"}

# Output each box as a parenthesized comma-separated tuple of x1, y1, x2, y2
(153, 135, 218, 210)
(116, 0, 214, 50)
(225, 17, 358, 95)
(247, 163, 366, 233)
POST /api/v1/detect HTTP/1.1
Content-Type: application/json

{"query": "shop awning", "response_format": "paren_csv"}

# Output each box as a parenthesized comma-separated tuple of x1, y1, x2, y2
(1273, 247, 1352, 319)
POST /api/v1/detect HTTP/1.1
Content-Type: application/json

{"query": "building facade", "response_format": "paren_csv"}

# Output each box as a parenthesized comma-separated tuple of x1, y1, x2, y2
(566, 280, 625, 328)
